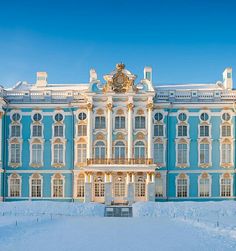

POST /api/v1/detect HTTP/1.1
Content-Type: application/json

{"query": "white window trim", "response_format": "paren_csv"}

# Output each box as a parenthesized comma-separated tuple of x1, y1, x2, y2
(197, 138, 212, 167)
(154, 122, 166, 138)
(50, 138, 67, 167)
(153, 139, 167, 167)
(175, 174, 189, 198)
(219, 173, 233, 197)
(176, 122, 189, 138)
(198, 123, 212, 138)
(74, 140, 87, 166)
(9, 123, 22, 138)
(29, 174, 43, 198)
(51, 174, 65, 198)
(175, 138, 190, 168)
(8, 173, 22, 197)
(197, 173, 212, 197)
(29, 138, 45, 167)
(30, 123, 44, 138)
(220, 122, 233, 139)
(8, 138, 23, 168)
(220, 139, 234, 167)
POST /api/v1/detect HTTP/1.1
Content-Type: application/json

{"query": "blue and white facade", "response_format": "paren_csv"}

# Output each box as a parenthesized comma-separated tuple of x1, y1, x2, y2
(0, 63, 235, 204)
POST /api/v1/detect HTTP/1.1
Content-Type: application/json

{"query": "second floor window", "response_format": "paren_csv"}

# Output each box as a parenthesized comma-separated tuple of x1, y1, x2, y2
(134, 141, 145, 158)
(78, 124, 87, 136)
(115, 116, 125, 129)
(11, 125, 20, 137)
(135, 116, 145, 129)
(10, 143, 20, 164)
(32, 125, 42, 137)
(95, 116, 106, 129)
(54, 125, 64, 137)
(53, 144, 64, 164)
(177, 144, 187, 164)
(94, 141, 106, 159)
(154, 125, 164, 137)
(200, 143, 210, 164)
(222, 143, 231, 164)
(77, 144, 87, 163)
(200, 125, 209, 137)
(154, 143, 164, 163)
(178, 125, 187, 137)
(32, 144, 43, 165)
(222, 125, 231, 137)
(114, 141, 126, 159)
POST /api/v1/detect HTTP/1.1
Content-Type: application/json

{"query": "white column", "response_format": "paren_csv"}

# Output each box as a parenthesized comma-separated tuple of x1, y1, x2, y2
(106, 103, 112, 160)
(87, 103, 93, 160)
(127, 103, 134, 160)
(147, 103, 153, 163)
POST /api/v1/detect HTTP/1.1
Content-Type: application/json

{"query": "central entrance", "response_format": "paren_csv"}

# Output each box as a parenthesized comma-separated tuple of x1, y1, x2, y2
(113, 175, 126, 204)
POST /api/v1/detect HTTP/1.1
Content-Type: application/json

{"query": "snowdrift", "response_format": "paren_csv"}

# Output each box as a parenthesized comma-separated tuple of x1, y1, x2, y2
(0, 201, 105, 217)
(133, 201, 236, 218)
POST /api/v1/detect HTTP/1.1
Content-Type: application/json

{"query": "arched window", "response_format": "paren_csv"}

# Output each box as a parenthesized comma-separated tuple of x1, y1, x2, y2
(113, 176, 126, 197)
(94, 141, 106, 159)
(135, 116, 145, 129)
(115, 116, 125, 129)
(9, 174, 21, 197)
(114, 141, 126, 159)
(94, 176, 104, 197)
(135, 176, 146, 197)
(134, 141, 145, 159)
(76, 175, 85, 198)
(176, 174, 188, 197)
(52, 174, 64, 197)
(30, 174, 42, 197)
(77, 143, 87, 163)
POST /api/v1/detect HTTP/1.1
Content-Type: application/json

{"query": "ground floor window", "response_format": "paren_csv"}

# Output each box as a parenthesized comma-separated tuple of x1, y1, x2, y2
(135, 176, 146, 197)
(113, 176, 126, 197)
(52, 174, 64, 197)
(77, 176, 85, 197)
(155, 176, 163, 197)
(9, 174, 21, 197)
(199, 177, 210, 197)
(31, 176, 42, 197)
(94, 176, 104, 197)
(176, 174, 188, 197)
(221, 175, 232, 197)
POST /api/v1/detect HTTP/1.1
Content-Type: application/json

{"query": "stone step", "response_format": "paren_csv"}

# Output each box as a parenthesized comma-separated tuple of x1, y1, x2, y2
(104, 206, 133, 217)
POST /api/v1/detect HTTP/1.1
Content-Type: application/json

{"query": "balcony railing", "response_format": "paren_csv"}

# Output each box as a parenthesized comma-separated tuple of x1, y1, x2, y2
(87, 158, 153, 165)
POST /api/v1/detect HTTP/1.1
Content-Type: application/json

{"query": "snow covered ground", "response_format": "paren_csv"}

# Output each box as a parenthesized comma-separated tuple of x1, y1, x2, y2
(0, 201, 236, 251)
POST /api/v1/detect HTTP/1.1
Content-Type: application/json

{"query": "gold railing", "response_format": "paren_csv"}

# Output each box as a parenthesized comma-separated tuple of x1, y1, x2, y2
(87, 158, 153, 165)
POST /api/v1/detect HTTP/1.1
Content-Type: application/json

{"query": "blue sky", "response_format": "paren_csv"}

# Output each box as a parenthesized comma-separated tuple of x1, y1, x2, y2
(0, 0, 236, 87)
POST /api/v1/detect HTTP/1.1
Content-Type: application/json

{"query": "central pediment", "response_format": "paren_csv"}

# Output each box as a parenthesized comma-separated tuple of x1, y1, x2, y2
(103, 63, 137, 93)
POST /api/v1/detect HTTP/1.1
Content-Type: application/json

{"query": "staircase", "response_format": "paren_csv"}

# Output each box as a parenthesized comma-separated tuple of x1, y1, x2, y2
(104, 206, 133, 217)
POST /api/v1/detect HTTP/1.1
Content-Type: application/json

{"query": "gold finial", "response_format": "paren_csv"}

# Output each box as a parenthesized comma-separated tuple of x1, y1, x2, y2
(116, 63, 125, 71)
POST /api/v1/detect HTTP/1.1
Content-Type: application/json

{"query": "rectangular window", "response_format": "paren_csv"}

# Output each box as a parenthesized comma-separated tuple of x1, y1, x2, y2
(32, 144, 42, 165)
(31, 179, 42, 197)
(11, 125, 20, 137)
(154, 143, 164, 163)
(178, 125, 187, 137)
(10, 178, 20, 197)
(177, 144, 187, 164)
(77, 178, 85, 197)
(115, 116, 125, 129)
(200, 143, 209, 164)
(95, 116, 106, 129)
(54, 125, 64, 137)
(222, 125, 231, 137)
(135, 116, 145, 129)
(53, 144, 64, 164)
(221, 178, 231, 197)
(77, 144, 87, 163)
(78, 124, 87, 136)
(199, 178, 210, 197)
(177, 178, 188, 197)
(10, 143, 20, 164)
(222, 143, 231, 164)
(53, 179, 63, 197)
(32, 125, 42, 137)
(154, 125, 164, 137)
(200, 125, 209, 137)
(155, 178, 163, 197)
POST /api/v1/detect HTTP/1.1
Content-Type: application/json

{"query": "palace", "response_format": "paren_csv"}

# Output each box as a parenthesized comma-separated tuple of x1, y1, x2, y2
(0, 63, 235, 204)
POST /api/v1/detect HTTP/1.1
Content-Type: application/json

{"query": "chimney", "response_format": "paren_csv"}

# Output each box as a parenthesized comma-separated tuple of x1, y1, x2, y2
(144, 66, 152, 82)
(36, 72, 48, 87)
(223, 67, 233, 90)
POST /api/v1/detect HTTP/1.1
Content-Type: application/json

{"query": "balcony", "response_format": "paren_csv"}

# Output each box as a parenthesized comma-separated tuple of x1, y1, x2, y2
(87, 158, 153, 165)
